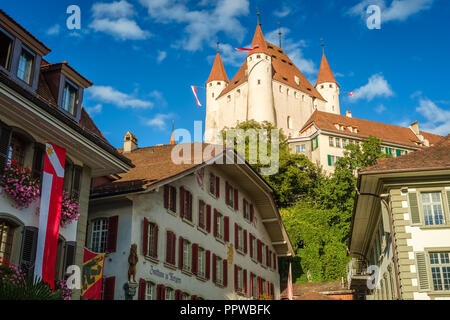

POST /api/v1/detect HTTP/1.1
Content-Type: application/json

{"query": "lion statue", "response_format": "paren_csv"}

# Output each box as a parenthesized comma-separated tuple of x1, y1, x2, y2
(128, 244, 138, 283)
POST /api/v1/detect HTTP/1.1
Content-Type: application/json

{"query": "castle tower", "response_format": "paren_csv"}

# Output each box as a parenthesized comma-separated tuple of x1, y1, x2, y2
(315, 52, 340, 114)
(246, 23, 276, 125)
(205, 44, 229, 134)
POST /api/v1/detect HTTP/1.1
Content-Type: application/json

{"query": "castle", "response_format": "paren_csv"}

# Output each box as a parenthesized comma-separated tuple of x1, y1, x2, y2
(205, 21, 340, 142)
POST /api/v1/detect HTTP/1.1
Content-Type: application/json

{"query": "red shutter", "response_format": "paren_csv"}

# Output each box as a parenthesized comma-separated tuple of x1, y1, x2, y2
(268, 250, 272, 268)
(249, 234, 253, 258)
(192, 244, 199, 275)
(270, 283, 275, 298)
(267, 281, 270, 295)
(244, 230, 248, 254)
(243, 270, 248, 295)
(243, 199, 247, 218)
(206, 250, 211, 280)
(234, 265, 238, 292)
(212, 254, 217, 283)
(199, 200, 204, 228)
(180, 187, 185, 218)
(213, 209, 218, 237)
(142, 218, 149, 256)
(257, 277, 261, 296)
(215, 177, 220, 198)
(106, 216, 118, 253)
(234, 223, 239, 249)
(189, 193, 193, 220)
(266, 246, 270, 267)
(153, 224, 159, 258)
(257, 240, 262, 263)
(103, 276, 115, 300)
(166, 231, 171, 263)
(234, 189, 239, 211)
(224, 216, 229, 242)
(175, 290, 182, 300)
(250, 204, 254, 223)
(223, 259, 228, 287)
(157, 284, 166, 300)
(250, 273, 254, 297)
(172, 233, 176, 265)
(178, 236, 184, 269)
(138, 279, 146, 300)
(191, 295, 198, 300)
(225, 182, 230, 205)
(206, 205, 212, 233)
(164, 185, 169, 209)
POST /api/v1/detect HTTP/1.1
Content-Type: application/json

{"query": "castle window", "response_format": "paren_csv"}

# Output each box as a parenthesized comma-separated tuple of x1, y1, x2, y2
(212, 93, 214, 98)
(249, 57, 252, 62)
(330, 84, 333, 88)
(332, 105, 335, 111)
(217, 82, 221, 86)
(295, 92, 298, 99)
(279, 85, 282, 93)
(257, 80, 261, 85)
(329, 137, 334, 147)
(227, 95, 231, 102)
(287, 89, 290, 96)
(236, 89, 241, 97)
(321, 85, 324, 89)
(257, 55, 261, 59)
(302, 95, 305, 101)
(0, 28, 13, 71)
(209, 83, 212, 87)
(287, 116, 293, 129)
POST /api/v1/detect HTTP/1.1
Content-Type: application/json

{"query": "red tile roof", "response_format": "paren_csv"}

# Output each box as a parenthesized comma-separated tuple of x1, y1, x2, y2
(300, 110, 443, 148)
(361, 135, 450, 173)
(207, 52, 229, 83)
(315, 53, 339, 87)
(218, 25, 324, 101)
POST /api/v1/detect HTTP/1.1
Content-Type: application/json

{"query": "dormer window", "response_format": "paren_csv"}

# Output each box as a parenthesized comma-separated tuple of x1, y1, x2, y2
(0, 28, 13, 71)
(17, 46, 35, 85)
(62, 81, 78, 116)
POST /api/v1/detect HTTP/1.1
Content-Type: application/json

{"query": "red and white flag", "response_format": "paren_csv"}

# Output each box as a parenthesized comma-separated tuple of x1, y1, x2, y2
(235, 45, 259, 52)
(287, 263, 294, 300)
(34, 143, 66, 289)
(348, 92, 355, 97)
(191, 86, 202, 107)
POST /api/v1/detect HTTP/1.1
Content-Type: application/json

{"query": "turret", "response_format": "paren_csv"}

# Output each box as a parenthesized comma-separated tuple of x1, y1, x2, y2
(315, 52, 340, 115)
(246, 23, 276, 125)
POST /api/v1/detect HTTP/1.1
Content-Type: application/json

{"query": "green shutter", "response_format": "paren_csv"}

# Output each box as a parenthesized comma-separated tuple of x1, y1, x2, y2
(446, 191, 450, 217)
(327, 155, 332, 166)
(315, 136, 319, 149)
(405, 151, 408, 154)
(396, 149, 402, 157)
(415, 252, 431, 292)
(409, 192, 421, 225)
(385, 147, 388, 154)
(311, 140, 314, 151)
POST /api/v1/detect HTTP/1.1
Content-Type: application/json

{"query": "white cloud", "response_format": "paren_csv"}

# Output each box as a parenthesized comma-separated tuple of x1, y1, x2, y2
(90, 1, 150, 40)
(139, 0, 249, 51)
(144, 113, 175, 130)
(375, 104, 387, 114)
(88, 86, 153, 108)
(157, 50, 167, 63)
(348, 0, 434, 23)
(265, 28, 316, 75)
(46, 24, 60, 36)
(274, 5, 292, 18)
(350, 74, 394, 102)
(149, 90, 167, 107)
(416, 98, 450, 135)
(208, 43, 245, 67)
(85, 104, 103, 115)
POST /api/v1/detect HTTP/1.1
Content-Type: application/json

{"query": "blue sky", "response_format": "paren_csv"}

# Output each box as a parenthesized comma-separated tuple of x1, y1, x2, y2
(3, 0, 450, 148)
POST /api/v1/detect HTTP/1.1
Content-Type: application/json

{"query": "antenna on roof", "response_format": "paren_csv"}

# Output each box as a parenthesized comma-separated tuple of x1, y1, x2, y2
(169, 120, 176, 145)
(278, 22, 282, 48)
(320, 37, 325, 55)
(216, 36, 220, 53)
(257, 6, 261, 25)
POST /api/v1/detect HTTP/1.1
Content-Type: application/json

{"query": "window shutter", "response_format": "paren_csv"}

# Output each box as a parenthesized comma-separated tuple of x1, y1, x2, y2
(225, 182, 230, 205)
(143, 218, 149, 256)
(243, 269, 247, 295)
(152, 224, 159, 258)
(270, 283, 274, 298)
(224, 216, 230, 242)
(156, 284, 163, 300)
(198, 200, 204, 228)
(250, 205, 254, 223)
(234, 189, 239, 210)
(138, 279, 146, 300)
(408, 192, 421, 225)
(180, 187, 185, 218)
(257, 240, 262, 263)
(0, 125, 11, 174)
(266, 246, 270, 267)
(223, 259, 228, 287)
(268, 250, 271, 268)
(257, 277, 261, 296)
(446, 191, 450, 217)
(172, 233, 176, 265)
(327, 155, 332, 166)
(315, 136, 318, 149)
(103, 277, 115, 300)
(19, 226, 38, 276)
(415, 252, 431, 292)
(249, 234, 253, 258)
(244, 230, 248, 254)
(191, 295, 198, 300)
(215, 177, 220, 198)
(192, 244, 199, 275)
(206, 205, 212, 233)
(178, 236, 184, 269)
(166, 231, 171, 263)
(234, 265, 238, 291)
(213, 209, 218, 237)
(63, 241, 76, 280)
(235, 223, 239, 249)
(189, 192, 193, 219)
(175, 290, 182, 300)
(32, 142, 45, 181)
(106, 216, 119, 253)
(206, 250, 211, 280)
(310, 139, 314, 151)
(243, 199, 247, 218)
(164, 185, 170, 209)
(212, 254, 217, 283)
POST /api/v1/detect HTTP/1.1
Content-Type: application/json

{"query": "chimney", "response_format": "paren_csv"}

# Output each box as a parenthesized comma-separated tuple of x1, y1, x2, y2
(123, 131, 138, 153)
(409, 121, 420, 136)
(346, 110, 352, 118)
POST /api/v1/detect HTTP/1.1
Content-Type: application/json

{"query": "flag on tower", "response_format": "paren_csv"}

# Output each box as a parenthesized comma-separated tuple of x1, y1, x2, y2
(191, 85, 202, 107)
(235, 45, 260, 52)
(348, 92, 355, 97)
(34, 142, 66, 289)
(287, 263, 294, 300)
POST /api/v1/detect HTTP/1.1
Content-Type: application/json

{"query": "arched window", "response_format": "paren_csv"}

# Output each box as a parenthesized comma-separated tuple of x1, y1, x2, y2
(287, 116, 293, 129)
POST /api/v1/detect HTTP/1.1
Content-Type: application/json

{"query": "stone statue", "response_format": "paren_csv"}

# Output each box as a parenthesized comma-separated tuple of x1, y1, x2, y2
(128, 244, 138, 283)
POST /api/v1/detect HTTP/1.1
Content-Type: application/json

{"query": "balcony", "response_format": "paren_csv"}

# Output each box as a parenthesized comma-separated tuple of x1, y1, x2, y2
(347, 259, 370, 292)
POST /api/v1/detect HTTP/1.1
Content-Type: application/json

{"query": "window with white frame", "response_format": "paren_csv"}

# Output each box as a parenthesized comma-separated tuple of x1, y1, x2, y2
(251, 236, 257, 260)
(422, 192, 445, 226)
(295, 144, 306, 154)
(168, 185, 177, 213)
(165, 287, 175, 300)
(429, 252, 450, 291)
(252, 275, 257, 298)
(216, 256, 223, 285)
(243, 199, 251, 221)
(261, 243, 267, 266)
(198, 247, 206, 278)
(182, 292, 190, 300)
(17, 47, 34, 85)
(342, 139, 348, 148)
(183, 239, 192, 273)
(91, 218, 108, 253)
(183, 189, 193, 222)
(209, 173, 217, 196)
(62, 81, 78, 116)
(329, 137, 334, 147)
(145, 281, 156, 300)
(198, 200, 206, 230)
(147, 222, 158, 258)
(237, 225, 244, 252)
(226, 183, 235, 208)
(216, 212, 224, 241)
(236, 266, 244, 293)
(335, 138, 341, 148)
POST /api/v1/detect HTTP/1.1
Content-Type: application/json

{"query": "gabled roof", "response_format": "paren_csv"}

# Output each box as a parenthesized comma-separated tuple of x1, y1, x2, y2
(217, 25, 324, 101)
(361, 135, 450, 174)
(207, 52, 229, 83)
(299, 110, 443, 148)
(315, 53, 338, 87)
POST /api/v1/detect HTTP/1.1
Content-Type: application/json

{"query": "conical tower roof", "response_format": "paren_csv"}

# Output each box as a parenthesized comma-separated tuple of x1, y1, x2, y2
(207, 52, 229, 83)
(315, 53, 339, 87)
(248, 24, 268, 55)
